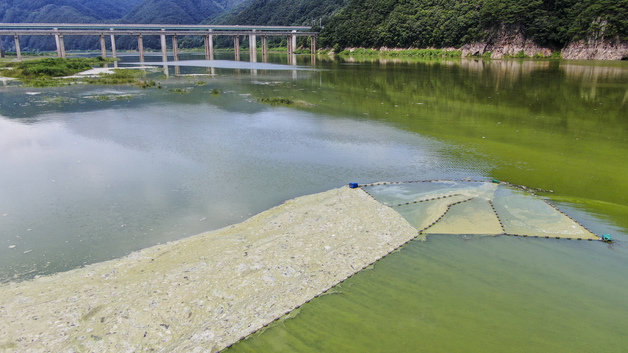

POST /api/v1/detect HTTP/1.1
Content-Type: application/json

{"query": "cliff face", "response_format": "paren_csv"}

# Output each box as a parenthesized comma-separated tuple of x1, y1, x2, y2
(462, 26, 553, 59)
(462, 26, 628, 60)
(562, 40, 628, 60)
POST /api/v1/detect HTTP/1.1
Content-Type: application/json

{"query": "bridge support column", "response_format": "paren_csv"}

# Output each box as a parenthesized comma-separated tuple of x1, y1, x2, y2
(109, 29, 117, 58)
(234, 35, 240, 61)
(204, 33, 214, 60)
(99, 34, 107, 58)
(310, 36, 316, 55)
(109, 29, 117, 67)
(137, 34, 144, 63)
(249, 30, 257, 62)
(172, 35, 179, 61)
(160, 29, 168, 75)
(287, 36, 292, 54)
(291, 31, 297, 53)
(261, 36, 268, 62)
(54, 29, 66, 58)
(14, 35, 21, 61)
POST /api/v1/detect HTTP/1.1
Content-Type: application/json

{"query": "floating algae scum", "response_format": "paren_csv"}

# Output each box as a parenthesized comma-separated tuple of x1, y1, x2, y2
(360, 180, 602, 241)
(0, 180, 607, 352)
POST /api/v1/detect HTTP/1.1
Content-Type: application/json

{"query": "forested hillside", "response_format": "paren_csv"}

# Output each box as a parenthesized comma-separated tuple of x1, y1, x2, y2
(123, 0, 241, 24)
(215, 0, 347, 27)
(0, 0, 143, 22)
(319, 0, 627, 50)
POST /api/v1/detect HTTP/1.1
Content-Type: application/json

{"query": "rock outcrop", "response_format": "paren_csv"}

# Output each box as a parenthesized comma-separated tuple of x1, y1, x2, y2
(561, 39, 628, 60)
(462, 26, 553, 59)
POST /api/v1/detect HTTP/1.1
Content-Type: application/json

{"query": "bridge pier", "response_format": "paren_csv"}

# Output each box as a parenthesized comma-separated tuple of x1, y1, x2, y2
(137, 34, 144, 63)
(310, 36, 316, 55)
(99, 34, 107, 58)
(234, 35, 240, 61)
(291, 30, 297, 54)
(109, 29, 117, 67)
(54, 29, 66, 58)
(172, 35, 179, 61)
(204, 33, 214, 60)
(160, 29, 168, 75)
(249, 30, 257, 62)
(261, 36, 268, 62)
(14, 35, 21, 60)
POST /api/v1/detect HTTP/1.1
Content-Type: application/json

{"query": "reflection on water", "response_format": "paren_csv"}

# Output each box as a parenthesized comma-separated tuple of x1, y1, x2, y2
(0, 85, 479, 281)
(124, 59, 314, 71)
(1, 53, 627, 351)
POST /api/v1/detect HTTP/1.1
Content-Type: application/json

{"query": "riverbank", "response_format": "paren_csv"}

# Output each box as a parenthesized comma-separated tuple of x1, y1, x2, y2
(0, 186, 417, 352)
(330, 41, 627, 60)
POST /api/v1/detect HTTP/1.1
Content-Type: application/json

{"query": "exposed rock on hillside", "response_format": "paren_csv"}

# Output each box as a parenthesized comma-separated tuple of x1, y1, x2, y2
(562, 39, 628, 60)
(462, 27, 553, 59)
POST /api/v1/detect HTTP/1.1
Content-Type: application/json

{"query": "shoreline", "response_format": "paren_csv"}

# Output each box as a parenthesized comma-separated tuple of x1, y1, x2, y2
(0, 186, 418, 352)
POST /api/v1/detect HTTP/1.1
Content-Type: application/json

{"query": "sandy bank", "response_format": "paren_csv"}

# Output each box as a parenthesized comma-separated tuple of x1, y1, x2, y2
(0, 186, 417, 352)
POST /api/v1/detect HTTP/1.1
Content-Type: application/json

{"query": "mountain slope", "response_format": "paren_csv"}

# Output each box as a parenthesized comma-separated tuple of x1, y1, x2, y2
(0, 0, 245, 51)
(214, 0, 347, 27)
(319, 0, 628, 50)
(122, 0, 241, 24)
(0, 0, 143, 22)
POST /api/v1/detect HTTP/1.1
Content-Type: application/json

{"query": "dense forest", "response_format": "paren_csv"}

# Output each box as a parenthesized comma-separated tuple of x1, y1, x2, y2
(214, 0, 347, 27)
(319, 0, 628, 50)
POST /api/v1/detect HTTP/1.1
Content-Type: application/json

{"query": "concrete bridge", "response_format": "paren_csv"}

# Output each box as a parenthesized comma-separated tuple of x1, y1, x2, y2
(0, 23, 318, 63)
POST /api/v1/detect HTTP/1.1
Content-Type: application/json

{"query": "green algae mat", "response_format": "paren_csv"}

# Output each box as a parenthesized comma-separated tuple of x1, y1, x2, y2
(362, 180, 599, 240)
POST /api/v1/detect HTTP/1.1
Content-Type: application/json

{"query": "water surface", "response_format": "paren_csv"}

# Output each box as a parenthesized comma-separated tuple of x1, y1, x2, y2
(1, 53, 627, 351)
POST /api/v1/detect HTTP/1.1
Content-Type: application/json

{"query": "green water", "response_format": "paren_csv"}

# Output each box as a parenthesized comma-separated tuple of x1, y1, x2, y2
(1, 53, 627, 350)
(224, 57, 628, 352)
(230, 236, 627, 353)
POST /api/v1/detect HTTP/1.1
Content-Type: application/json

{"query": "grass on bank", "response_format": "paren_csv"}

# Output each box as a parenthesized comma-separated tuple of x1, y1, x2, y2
(0, 57, 116, 78)
(0, 57, 165, 87)
(338, 48, 462, 58)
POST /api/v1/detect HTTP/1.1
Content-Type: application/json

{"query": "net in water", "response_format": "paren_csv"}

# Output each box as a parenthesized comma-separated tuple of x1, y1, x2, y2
(362, 181, 598, 240)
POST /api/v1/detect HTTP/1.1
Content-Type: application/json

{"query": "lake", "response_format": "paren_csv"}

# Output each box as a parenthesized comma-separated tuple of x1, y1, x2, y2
(1, 52, 627, 352)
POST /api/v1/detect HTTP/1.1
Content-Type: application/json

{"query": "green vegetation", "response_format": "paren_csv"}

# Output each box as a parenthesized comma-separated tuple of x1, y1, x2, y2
(168, 87, 191, 94)
(339, 48, 462, 58)
(0, 58, 154, 87)
(137, 79, 162, 89)
(210, 88, 221, 95)
(257, 96, 314, 107)
(215, 0, 346, 27)
(84, 69, 144, 85)
(0, 0, 245, 51)
(0, 57, 114, 79)
(258, 97, 294, 105)
(90, 94, 134, 101)
(319, 0, 627, 50)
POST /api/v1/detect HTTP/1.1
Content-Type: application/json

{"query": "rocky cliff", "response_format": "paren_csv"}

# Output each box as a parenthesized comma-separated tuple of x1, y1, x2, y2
(461, 23, 628, 60)
(561, 39, 628, 60)
(462, 26, 553, 59)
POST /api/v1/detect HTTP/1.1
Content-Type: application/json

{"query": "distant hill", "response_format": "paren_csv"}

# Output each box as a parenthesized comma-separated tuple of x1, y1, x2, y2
(0, 0, 245, 51)
(0, 0, 143, 22)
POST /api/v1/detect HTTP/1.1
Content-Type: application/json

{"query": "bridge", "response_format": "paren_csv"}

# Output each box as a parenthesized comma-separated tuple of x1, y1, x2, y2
(0, 23, 318, 63)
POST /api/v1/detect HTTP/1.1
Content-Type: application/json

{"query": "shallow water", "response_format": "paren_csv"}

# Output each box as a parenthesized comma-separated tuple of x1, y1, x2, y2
(1, 52, 627, 350)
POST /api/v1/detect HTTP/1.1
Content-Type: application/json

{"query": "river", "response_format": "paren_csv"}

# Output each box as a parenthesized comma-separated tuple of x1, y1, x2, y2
(1, 53, 626, 352)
